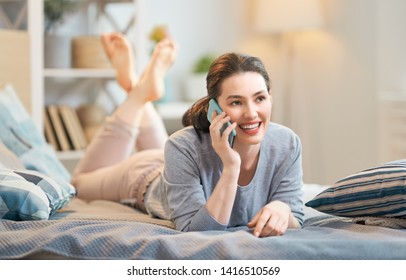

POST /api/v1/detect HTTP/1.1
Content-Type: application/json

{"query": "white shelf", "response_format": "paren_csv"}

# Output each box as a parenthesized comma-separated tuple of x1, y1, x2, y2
(57, 150, 86, 161)
(155, 101, 193, 119)
(44, 68, 116, 78)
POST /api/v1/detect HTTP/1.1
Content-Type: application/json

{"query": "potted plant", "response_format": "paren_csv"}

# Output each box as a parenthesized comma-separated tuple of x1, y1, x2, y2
(43, 0, 81, 68)
(184, 54, 216, 101)
(44, 0, 78, 32)
(192, 54, 216, 74)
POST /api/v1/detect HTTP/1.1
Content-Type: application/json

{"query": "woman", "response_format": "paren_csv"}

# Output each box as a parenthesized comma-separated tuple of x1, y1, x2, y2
(72, 32, 304, 237)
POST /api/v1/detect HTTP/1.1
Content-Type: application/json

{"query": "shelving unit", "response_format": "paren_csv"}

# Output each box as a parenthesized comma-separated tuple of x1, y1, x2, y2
(0, 0, 43, 129)
(45, 0, 143, 170)
(0, 0, 148, 172)
(44, 68, 116, 78)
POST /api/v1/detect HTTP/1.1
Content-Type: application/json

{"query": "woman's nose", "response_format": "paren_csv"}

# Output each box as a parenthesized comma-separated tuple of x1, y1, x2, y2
(243, 104, 258, 119)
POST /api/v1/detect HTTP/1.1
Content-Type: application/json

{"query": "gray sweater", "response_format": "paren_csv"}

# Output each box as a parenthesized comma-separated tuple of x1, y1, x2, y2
(145, 122, 304, 232)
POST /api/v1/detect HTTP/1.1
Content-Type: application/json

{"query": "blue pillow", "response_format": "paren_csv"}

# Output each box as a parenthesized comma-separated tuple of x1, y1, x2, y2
(0, 139, 24, 169)
(305, 160, 406, 218)
(13, 169, 76, 215)
(0, 84, 71, 182)
(0, 168, 76, 221)
(0, 168, 50, 220)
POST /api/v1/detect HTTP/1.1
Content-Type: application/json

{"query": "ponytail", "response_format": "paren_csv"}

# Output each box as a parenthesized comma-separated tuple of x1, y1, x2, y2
(182, 96, 211, 138)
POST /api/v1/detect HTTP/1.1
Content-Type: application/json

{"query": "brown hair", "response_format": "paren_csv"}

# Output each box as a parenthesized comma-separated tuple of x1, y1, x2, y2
(182, 52, 271, 136)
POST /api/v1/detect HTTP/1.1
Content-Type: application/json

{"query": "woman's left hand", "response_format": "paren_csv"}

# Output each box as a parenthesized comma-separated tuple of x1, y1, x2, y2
(247, 201, 291, 237)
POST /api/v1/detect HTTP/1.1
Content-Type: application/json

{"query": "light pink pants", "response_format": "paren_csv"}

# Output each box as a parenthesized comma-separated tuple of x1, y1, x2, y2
(71, 115, 164, 212)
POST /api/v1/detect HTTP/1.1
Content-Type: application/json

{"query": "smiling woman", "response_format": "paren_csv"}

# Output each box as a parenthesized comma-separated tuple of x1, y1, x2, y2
(72, 35, 304, 237)
(180, 52, 303, 236)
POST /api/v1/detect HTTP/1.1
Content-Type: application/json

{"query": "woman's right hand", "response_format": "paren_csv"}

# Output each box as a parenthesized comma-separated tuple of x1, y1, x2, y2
(209, 111, 241, 169)
(206, 111, 241, 225)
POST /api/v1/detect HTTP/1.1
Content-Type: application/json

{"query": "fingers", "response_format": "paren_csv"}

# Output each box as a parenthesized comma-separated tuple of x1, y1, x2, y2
(247, 208, 260, 226)
(253, 212, 269, 237)
(209, 111, 224, 136)
(248, 209, 288, 237)
(211, 118, 233, 147)
(262, 216, 288, 237)
(209, 111, 235, 144)
(254, 216, 287, 237)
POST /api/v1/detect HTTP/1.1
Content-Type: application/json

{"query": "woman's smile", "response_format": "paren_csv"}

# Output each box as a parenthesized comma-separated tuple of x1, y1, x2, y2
(238, 121, 262, 135)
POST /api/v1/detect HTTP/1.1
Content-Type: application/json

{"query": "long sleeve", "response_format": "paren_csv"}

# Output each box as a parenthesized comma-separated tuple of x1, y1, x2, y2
(146, 123, 304, 232)
(161, 129, 226, 231)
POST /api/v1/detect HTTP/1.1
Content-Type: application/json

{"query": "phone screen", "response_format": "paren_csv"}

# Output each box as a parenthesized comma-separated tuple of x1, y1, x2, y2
(207, 99, 236, 147)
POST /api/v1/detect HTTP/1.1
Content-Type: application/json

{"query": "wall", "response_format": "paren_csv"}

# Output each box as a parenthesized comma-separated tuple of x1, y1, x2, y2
(288, 0, 379, 184)
(377, 0, 406, 93)
(376, 0, 406, 163)
(143, 0, 391, 185)
(297, 0, 406, 184)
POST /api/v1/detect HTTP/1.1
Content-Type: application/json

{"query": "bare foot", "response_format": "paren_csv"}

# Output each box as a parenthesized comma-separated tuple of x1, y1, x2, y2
(101, 32, 138, 93)
(131, 38, 178, 103)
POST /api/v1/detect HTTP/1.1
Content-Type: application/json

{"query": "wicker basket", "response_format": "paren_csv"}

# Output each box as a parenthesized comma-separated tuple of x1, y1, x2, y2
(76, 104, 107, 142)
(71, 36, 111, 68)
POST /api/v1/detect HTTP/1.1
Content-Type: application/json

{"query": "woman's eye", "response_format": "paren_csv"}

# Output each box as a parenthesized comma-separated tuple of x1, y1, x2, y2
(230, 101, 241, 106)
(256, 96, 266, 102)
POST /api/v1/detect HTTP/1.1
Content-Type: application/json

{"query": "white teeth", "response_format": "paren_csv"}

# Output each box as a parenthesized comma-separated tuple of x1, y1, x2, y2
(240, 123, 259, 130)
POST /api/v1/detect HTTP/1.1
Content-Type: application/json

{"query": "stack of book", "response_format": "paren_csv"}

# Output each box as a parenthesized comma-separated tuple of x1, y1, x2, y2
(44, 105, 88, 151)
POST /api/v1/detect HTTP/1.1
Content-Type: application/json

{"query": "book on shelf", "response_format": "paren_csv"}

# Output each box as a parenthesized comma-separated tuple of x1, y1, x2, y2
(68, 106, 88, 149)
(58, 105, 88, 150)
(43, 109, 59, 151)
(47, 105, 71, 151)
(45, 105, 88, 152)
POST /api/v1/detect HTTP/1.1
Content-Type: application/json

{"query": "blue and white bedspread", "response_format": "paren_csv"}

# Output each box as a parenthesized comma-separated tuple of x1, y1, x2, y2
(0, 197, 406, 260)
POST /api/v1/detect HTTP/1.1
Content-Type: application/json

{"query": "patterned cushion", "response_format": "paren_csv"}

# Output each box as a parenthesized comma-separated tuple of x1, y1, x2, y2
(13, 169, 76, 215)
(305, 160, 406, 218)
(0, 168, 76, 221)
(0, 140, 24, 169)
(0, 84, 71, 182)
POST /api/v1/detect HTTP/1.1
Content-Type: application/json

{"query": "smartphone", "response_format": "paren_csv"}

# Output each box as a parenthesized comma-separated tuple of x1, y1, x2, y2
(207, 98, 236, 147)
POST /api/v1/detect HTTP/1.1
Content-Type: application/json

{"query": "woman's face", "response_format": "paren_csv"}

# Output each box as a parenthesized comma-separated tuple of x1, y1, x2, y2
(216, 72, 272, 146)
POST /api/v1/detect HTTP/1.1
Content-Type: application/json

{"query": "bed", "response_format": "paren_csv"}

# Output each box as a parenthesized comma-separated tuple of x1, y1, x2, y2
(1, 183, 406, 260)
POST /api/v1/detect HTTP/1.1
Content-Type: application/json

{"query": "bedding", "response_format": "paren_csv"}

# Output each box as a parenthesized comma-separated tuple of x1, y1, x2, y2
(1, 184, 406, 260)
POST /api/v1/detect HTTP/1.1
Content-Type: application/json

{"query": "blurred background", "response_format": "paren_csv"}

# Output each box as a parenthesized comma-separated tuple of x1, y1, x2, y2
(138, 0, 406, 186)
(1, 0, 406, 185)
